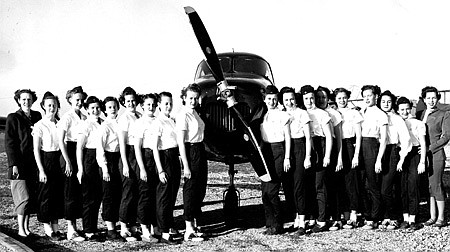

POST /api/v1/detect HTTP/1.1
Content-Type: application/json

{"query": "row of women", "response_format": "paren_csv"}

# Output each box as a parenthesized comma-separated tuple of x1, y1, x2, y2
(259, 84, 450, 235)
(5, 84, 207, 244)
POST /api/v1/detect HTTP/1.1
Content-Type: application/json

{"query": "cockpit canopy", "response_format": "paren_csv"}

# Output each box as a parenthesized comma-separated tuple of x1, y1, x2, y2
(195, 53, 275, 84)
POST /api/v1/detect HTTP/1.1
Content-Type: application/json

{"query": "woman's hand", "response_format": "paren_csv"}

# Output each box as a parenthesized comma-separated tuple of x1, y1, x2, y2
(418, 162, 425, 174)
(77, 171, 83, 184)
(284, 158, 291, 172)
(39, 171, 47, 183)
(351, 155, 359, 169)
(65, 162, 72, 177)
(12, 166, 19, 179)
(304, 157, 311, 170)
(140, 169, 148, 182)
(375, 160, 382, 173)
(184, 168, 192, 180)
(159, 171, 167, 184)
(122, 163, 130, 178)
(323, 157, 331, 167)
(103, 171, 110, 182)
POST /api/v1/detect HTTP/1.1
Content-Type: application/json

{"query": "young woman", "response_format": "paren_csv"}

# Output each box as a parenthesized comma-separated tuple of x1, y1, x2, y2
(76, 96, 103, 241)
(33, 92, 65, 240)
(117, 87, 141, 241)
(420, 86, 450, 228)
(360, 85, 388, 230)
(396, 97, 426, 230)
(334, 88, 363, 229)
(177, 84, 208, 241)
(133, 93, 159, 242)
(152, 92, 181, 244)
(96, 97, 124, 241)
(300, 85, 332, 233)
(279, 87, 311, 236)
(259, 85, 291, 235)
(377, 91, 411, 230)
(5, 89, 41, 238)
(57, 86, 87, 241)
(316, 86, 344, 231)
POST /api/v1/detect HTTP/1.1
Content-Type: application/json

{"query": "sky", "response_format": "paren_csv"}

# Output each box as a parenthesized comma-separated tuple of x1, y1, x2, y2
(1, 0, 450, 117)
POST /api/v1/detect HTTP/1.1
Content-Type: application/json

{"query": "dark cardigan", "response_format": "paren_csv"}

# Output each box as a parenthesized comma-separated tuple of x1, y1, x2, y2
(5, 109, 42, 180)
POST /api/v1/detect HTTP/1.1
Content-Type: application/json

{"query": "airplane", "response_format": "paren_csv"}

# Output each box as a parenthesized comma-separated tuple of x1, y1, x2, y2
(184, 7, 273, 224)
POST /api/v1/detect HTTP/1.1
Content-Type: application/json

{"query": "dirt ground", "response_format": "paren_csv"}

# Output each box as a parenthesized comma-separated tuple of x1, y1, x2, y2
(2, 147, 450, 251)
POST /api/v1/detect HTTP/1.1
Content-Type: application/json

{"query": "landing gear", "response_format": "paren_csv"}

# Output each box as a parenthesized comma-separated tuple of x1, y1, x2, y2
(223, 162, 240, 227)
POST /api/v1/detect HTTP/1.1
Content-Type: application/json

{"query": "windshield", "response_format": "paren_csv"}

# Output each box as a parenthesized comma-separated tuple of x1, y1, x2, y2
(195, 55, 273, 83)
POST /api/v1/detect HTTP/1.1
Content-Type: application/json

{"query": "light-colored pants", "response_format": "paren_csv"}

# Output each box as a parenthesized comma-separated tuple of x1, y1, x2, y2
(11, 180, 30, 215)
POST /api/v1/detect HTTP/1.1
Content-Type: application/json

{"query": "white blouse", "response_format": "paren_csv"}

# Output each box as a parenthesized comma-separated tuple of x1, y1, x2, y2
(286, 107, 310, 139)
(175, 106, 205, 143)
(58, 109, 86, 142)
(260, 109, 290, 143)
(338, 107, 364, 139)
(33, 117, 60, 152)
(307, 107, 331, 138)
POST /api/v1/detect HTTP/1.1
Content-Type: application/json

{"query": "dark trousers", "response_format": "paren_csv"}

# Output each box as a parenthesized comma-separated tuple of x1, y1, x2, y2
(119, 145, 138, 224)
(101, 151, 122, 222)
(183, 142, 208, 222)
(292, 138, 306, 216)
(342, 137, 359, 212)
(305, 137, 327, 222)
(81, 149, 102, 233)
(327, 138, 347, 220)
(157, 148, 181, 232)
(362, 137, 382, 221)
(62, 141, 83, 220)
(261, 142, 284, 229)
(401, 146, 420, 215)
(137, 149, 158, 226)
(37, 151, 64, 223)
(381, 144, 401, 220)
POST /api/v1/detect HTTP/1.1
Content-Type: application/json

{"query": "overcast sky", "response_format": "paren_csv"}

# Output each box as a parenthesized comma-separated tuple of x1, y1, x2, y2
(1, 0, 450, 116)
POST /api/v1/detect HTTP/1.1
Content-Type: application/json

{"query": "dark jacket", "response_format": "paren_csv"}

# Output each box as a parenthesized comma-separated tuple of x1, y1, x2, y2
(5, 109, 42, 180)
(421, 108, 450, 159)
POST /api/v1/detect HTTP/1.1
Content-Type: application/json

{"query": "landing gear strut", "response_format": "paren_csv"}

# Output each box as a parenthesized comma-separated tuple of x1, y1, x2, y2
(223, 161, 240, 227)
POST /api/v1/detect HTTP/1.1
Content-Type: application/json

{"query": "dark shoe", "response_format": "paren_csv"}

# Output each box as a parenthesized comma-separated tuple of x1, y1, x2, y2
(409, 222, 423, 231)
(386, 220, 399, 230)
(311, 223, 327, 233)
(46, 232, 63, 241)
(106, 230, 125, 242)
(263, 227, 276, 235)
(184, 232, 205, 242)
(432, 219, 446, 228)
(296, 227, 306, 236)
(160, 235, 179, 245)
(343, 220, 357, 229)
(423, 218, 436, 226)
(86, 233, 104, 242)
(399, 221, 410, 229)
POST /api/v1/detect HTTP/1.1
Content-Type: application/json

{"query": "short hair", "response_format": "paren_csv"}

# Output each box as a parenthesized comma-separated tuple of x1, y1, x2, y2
(139, 93, 158, 105)
(278, 86, 295, 103)
(264, 85, 279, 96)
(396, 96, 412, 110)
(66, 86, 87, 105)
(361, 85, 381, 96)
(40, 91, 60, 111)
(13, 89, 37, 106)
(333, 87, 351, 99)
(377, 90, 397, 111)
(158, 92, 172, 103)
(181, 84, 202, 105)
(299, 85, 315, 95)
(119, 86, 140, 107)
(101, 96, 119, 112)
(316, 86, 334, 101)
(83, 96, 102, 110)
(421, 86, 441, 100)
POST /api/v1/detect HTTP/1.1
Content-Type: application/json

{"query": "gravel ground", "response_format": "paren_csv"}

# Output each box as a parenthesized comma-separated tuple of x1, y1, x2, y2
(2, 151, 450, 251)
